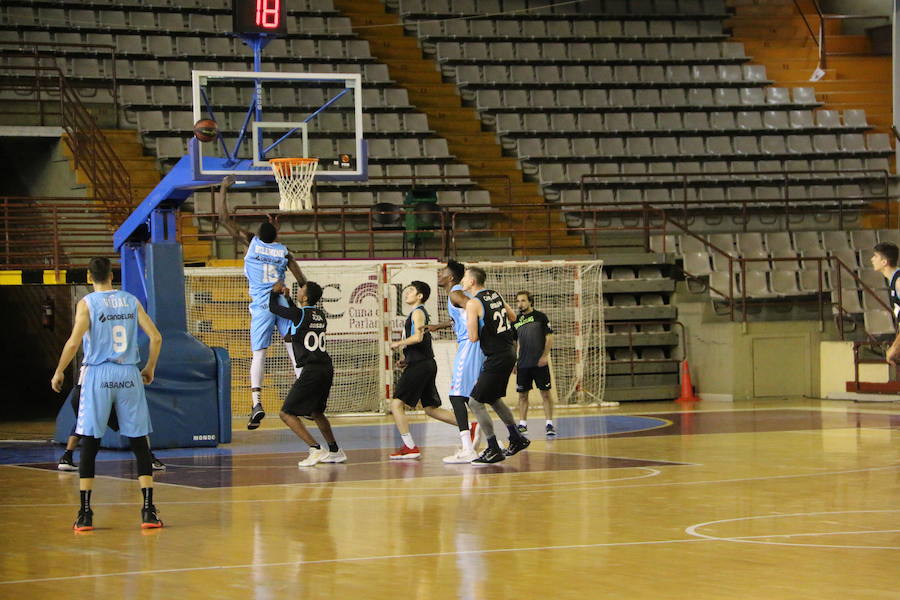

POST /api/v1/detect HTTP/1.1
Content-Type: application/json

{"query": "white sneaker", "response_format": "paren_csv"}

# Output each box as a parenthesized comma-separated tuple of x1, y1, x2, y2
(298, 447, 328, 467)
(443, 447, 479, 464)
(319, 449, 347, 463)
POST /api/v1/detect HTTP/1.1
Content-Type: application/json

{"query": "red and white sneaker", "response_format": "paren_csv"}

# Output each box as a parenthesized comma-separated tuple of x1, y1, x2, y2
(390, 445, 421, 460)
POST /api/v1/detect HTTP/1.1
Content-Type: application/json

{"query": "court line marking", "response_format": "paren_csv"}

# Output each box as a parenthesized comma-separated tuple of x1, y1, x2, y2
(0, 538, 712, 585)
(685, 509, 900, 550)
(0, 467, 662, 509)
(0, 464, 206, 490)
(0, 464, 895, 508)
(7, 517, 900, 587)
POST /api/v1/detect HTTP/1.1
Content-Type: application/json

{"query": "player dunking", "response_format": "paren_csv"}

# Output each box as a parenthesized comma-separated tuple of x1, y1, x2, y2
(50, 257, 164, 531)
(218, 175, 307, 429)
(426, 260, 483, 463)
(268, 280, 346, 467)
(513, 291, 556, 436)
(463, 267, 530, 464)
(389, 281, 459, 459)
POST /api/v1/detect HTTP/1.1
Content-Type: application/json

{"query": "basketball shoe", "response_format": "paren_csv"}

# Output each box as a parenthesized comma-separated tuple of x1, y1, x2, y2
(390, 445, 421, 460)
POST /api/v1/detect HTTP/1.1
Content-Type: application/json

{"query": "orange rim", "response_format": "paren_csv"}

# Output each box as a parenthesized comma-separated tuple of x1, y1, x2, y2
(269, 157, 318, 176)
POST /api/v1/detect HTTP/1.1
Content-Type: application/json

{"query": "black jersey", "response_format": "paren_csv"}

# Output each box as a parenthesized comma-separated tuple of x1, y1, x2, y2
(403, 305, 433, 363)
(475, 289, 515, 356)
(513, 309, 554, 368)
(269, 292, 331, 367)
(886, 268, 900, 330)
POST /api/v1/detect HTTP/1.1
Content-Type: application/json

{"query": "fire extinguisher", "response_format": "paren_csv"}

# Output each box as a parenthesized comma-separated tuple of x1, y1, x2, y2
(41, 295, 54, 330)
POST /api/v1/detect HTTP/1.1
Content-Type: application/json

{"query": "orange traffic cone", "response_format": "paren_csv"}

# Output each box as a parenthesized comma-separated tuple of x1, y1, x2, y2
(677, 360, 701, 403)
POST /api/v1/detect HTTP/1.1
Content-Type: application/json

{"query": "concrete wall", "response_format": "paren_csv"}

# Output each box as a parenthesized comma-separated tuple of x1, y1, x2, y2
(678, 291, 829, 401)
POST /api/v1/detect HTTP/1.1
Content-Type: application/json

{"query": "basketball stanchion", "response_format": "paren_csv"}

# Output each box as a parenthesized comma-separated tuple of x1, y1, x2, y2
(270, 157, 319, 211)
(677, 359, 701, 403)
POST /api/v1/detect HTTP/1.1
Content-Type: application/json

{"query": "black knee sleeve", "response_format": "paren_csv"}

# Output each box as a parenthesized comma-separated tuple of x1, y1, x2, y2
(78, 436, 101, 479)
(449, 396, 469, 431)
(129, 436, 153, 477)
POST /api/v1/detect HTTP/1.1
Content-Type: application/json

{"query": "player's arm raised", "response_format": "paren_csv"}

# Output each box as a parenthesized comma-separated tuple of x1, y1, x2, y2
(50, 299, 91, 392)
(466, 297, 481, 342)
(217, 175, 254, 246)
(504, 302, 517, 324)
(391, 308, 426, 350)
(286, 255, 306, 287)
(136, 303, 162, 386)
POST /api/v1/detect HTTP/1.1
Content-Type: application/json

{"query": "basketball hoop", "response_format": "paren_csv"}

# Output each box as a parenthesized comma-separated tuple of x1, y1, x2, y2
(270, 158, 318, 211)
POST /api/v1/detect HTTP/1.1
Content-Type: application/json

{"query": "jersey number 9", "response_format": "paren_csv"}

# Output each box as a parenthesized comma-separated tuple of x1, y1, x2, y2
(112, 325, 128, 353)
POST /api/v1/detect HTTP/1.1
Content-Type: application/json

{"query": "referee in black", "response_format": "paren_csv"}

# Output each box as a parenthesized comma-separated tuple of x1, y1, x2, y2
(512, 291, 556, 436)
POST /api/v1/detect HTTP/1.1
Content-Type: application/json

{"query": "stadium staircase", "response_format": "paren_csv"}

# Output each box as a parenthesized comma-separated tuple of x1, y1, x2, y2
(728, 0, 893, 137)
(332, 0, 587, 256)
(59, 129, 211, 263)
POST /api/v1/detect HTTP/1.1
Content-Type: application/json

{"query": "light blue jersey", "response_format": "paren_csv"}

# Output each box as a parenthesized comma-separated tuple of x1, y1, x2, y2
(244, 236, 289, 303)
(82, 290, 141, 366)
(77, 289, 151, 438)
(448, 284, 471, 343)
(447, 284, 485, 397)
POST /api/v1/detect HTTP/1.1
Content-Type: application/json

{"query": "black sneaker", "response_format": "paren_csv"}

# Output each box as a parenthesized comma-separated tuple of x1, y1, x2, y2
(471, 447, 505, 465)
(73, 508, 93, 531)
(151, 455, 166, 471)
(504, 435, 531, 457)
(141, 504, 163, 529)
(516, 424, 527, 433)
(546, 424, 557, 437)
(247, 404, 266, 430)
(58, 454, 78, 472)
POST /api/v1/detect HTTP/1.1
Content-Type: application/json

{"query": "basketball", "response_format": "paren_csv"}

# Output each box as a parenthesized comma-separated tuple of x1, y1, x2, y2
(193, 119, 218, 143)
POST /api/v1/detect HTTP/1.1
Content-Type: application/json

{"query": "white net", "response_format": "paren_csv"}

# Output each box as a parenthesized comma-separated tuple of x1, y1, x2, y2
(184, 259, 605, 416)
(184, 264, 384, 416)
(433, 260, 606, 405)
(271, 158, 318, 211)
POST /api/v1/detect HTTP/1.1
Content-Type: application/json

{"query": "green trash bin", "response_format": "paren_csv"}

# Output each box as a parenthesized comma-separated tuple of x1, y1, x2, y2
(403, 190, 439, 248)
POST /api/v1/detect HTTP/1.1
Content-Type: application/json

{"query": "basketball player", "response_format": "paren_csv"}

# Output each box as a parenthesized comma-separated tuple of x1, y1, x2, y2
(389, 281, 458, 459)
(267, 280, 346, 467)
(50, 257, 163, 531)
(463, 267, 530, 464)
(512, 291, 556, 436)
(218, 175, 308, 430)
(425, 260, 483, 463)
(869, 242, 900, 363)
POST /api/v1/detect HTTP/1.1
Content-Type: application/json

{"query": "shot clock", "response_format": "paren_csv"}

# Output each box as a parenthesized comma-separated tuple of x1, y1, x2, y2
(232, 0, 287, 35)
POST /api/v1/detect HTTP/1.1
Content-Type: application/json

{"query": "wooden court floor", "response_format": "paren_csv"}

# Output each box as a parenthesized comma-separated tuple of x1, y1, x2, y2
(0, 399, 897, 599)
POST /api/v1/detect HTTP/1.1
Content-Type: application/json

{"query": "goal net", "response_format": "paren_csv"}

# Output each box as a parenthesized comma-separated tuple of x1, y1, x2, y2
(184, 259, 604, 416)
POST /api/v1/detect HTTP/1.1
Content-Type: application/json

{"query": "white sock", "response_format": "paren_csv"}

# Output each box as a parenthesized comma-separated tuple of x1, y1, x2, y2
(252, 390, 261, 406)
(400, 432, 415, 449)
(519, 420, 527, 427)
(284, 342, 301, 378)
(546, 420, 553, 427)
(250, 349, 266, 405)
(459, 429, 473, 452)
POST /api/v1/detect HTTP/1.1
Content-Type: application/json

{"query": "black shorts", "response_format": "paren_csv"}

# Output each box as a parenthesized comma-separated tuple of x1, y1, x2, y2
(471, 352, 516, 404)
(69, 384, 119, 434)
(516, 365, 552, 392)
(394, 358, 441, 409)
(282, 363, 334, 417)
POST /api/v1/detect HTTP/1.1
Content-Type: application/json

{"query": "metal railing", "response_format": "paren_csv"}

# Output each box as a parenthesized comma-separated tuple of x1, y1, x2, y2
(0, 198, 116, 272)
(791, 0, 890, 76)
(578, 168, 893, 231)
(0, 59, 132, 225)
(660, 210, 892, 340)
(0, 41, 120, 125)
